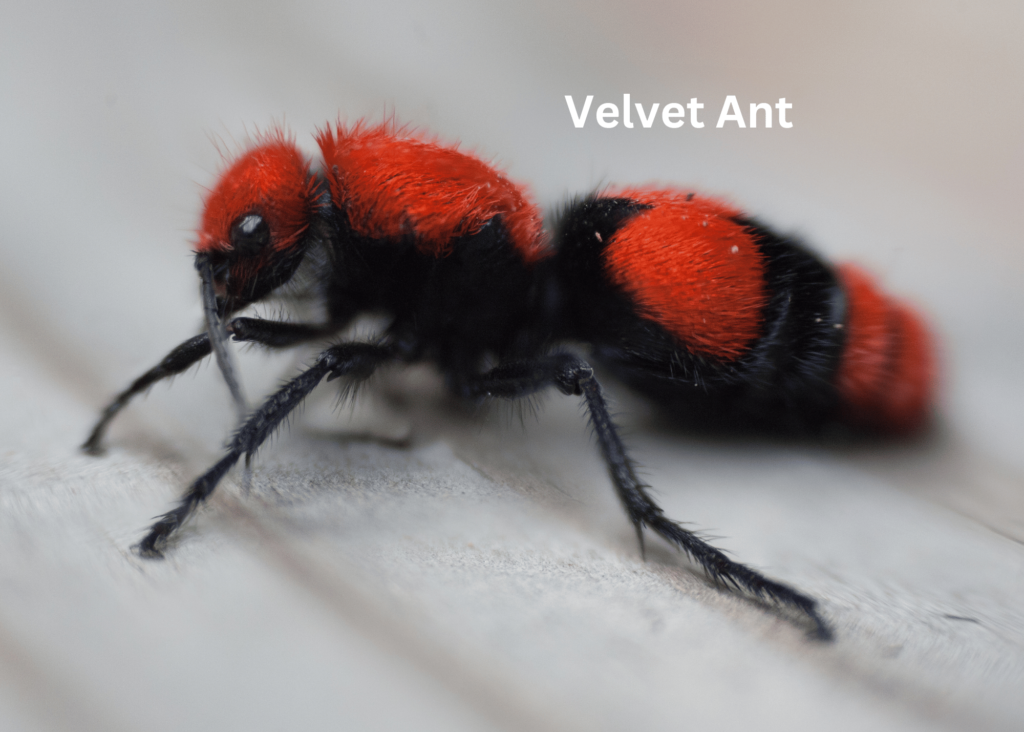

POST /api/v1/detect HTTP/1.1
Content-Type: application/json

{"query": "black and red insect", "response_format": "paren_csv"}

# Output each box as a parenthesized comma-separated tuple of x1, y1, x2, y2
(84, 121, 935, 641)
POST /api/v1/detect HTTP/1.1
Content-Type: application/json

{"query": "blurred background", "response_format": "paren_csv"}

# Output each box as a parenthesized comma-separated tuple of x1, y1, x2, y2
(1, 2, 1022, 731)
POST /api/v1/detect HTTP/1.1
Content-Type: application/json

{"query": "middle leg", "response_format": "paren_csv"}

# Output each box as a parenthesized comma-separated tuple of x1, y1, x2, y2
(136, 341, 395, 557)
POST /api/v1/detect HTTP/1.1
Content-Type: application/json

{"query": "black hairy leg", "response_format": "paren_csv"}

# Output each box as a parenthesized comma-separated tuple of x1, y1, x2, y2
(137, 341, 395, 558)
(82, 318, 338, 454)
(227, 317, 338, 348)
(462, 353, 833, 641)
(83, 333, 213, 455)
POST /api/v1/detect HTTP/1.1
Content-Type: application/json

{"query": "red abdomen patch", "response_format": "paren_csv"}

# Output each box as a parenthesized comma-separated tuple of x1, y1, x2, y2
(835, 264, 936, 432)
(601, 188, 768, 361)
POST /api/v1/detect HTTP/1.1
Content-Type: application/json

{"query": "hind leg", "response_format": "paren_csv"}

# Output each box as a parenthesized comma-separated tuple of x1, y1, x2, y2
(460, 353, 832, 640)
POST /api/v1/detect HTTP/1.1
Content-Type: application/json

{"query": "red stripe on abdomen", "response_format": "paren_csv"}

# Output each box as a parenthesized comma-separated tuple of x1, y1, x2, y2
(835, 264, 936, 432)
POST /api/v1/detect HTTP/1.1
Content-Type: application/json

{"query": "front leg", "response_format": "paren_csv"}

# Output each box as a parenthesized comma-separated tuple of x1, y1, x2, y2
(462, 353, 833, 640)
(82, 318, 339, 454)
(227, 317, 337, 348)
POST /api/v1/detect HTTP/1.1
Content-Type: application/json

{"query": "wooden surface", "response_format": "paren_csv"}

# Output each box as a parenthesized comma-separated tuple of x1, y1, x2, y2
(2, 2, 1023, 730)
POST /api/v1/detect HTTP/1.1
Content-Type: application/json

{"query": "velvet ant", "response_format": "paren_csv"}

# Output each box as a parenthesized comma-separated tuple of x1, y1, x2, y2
(84, 121, 936, 641)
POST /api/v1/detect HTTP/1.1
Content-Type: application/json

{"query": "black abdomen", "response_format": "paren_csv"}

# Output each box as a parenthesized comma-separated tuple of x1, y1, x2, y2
(554, 195, 847, 434)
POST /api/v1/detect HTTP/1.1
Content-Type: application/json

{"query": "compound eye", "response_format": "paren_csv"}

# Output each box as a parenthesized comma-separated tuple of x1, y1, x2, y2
(230, 213, 271, 256)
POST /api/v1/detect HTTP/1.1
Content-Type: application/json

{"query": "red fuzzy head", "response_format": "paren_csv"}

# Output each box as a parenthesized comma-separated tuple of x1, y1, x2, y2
(197, 132, 316, 255)
(601, 188, 768, 361)
(315, 121, 548, 263)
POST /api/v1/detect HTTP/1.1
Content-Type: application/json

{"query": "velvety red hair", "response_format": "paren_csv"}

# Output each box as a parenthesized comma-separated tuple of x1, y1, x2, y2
(315, 121, 547, 263)
(602, 188, 767, 361)
(197, 130, 316, 254)
(834, 265, 935, 432)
